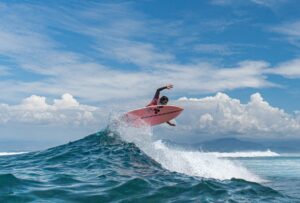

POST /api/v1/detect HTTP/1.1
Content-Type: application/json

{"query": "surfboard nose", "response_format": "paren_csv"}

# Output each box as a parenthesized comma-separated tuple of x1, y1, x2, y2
(172, 105, 184, 112)
(178, 106, 184, 111)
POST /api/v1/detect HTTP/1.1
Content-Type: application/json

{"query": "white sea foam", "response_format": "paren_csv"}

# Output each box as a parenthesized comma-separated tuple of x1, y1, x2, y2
(206, 150, 280, 158)
(114, 123, 263, 182)
(0, 152, 27, 156)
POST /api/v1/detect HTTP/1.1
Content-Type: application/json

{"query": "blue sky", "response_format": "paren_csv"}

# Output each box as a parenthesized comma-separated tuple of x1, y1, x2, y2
(1, 0, 300, 149)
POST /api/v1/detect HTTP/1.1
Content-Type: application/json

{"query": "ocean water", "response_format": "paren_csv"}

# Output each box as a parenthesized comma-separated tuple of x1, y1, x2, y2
(0, 126, 299, 202)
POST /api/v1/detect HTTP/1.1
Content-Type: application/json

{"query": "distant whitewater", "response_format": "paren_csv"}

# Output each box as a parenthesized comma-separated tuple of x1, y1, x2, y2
(206, 149, 280, 158)
(0, 152, 27, 156)
(0, 127, 297, 202)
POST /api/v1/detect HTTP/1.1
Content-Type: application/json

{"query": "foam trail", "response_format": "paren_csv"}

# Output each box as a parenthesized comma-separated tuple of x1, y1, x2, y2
(114, 122, 262, 182)
(207, 150, 280, 158)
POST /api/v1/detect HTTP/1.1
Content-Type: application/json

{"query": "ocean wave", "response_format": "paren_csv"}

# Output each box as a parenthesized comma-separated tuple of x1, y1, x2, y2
(0, 129, 294, 202)
(114, 124, 262, 182)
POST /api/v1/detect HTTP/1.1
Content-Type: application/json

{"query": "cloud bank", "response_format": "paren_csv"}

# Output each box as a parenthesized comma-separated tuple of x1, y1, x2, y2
(1, 1, 300, 147)
(2, 93, 300, 140)
(0, 93, 101, 126)
(174, 92, 300, 139)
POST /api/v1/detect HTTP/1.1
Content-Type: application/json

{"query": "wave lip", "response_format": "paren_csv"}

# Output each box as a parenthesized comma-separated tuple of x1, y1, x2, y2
(206, 149, 280, 158)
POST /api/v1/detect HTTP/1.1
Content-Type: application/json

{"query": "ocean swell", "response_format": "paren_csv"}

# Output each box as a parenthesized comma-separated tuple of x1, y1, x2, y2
(0, 129, 292, 202)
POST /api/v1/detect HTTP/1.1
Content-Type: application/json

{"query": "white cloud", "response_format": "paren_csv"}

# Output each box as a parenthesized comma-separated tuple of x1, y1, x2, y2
(271, 59, 300, 78)
(270, 20, 300, 47)
(54, 93, 79, 109)
(1, 1, 300, 150)
(264, 58, 300, 79)
(274, 21, 300, 37)
(1, 92, 300, 142)
(99, 41, 175, 68)
(175, 92, 300, 138)
(21, 95, 49, 110)
(0, 93, 101, 126)
(0, 1, 296, 107)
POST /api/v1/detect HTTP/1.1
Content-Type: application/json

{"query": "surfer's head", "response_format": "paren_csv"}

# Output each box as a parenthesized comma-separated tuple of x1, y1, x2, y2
(159, 96, 169, 105)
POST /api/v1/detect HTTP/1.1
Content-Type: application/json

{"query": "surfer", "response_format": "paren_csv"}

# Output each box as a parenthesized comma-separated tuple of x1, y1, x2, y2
(147, 84, 176, 126)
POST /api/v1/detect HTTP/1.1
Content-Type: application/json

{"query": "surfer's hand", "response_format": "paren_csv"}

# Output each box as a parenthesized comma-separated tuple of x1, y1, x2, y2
(165, 84, 173, 89)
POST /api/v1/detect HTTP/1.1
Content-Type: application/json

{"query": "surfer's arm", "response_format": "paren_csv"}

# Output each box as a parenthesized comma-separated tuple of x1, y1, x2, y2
(147, 84, 173, 106)
(166, 121, 176, 126)
(154, 84, 174, 100)
(154, 87, 167, 100)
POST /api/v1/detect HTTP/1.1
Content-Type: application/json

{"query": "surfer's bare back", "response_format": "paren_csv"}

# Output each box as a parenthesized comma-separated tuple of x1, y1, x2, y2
(147, 84, 176, 126)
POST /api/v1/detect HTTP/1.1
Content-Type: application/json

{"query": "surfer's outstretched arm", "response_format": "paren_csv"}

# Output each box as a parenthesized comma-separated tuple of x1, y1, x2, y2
(147, 84, 173, 106)
(154, 84, 173, 99)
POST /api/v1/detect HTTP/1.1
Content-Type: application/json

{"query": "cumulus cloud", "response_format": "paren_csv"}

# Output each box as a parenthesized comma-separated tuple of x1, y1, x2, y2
(1, 92, 300, 141)
(54, 93, 79, 109)
(0, 93, 101, 126)
(175, 92, 300, 138)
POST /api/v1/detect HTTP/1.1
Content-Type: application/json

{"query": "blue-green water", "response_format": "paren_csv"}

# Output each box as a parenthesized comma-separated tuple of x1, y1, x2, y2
(0, 129, 299, 202)
(236, 155, 300, 200)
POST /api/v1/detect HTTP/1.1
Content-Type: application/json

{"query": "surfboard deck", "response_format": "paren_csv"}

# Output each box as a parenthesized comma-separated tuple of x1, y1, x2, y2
(123, 105, 183, 127)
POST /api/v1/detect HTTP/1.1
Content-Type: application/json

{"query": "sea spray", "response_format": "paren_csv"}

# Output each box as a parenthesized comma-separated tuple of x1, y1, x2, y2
(112, 121, 262, 182)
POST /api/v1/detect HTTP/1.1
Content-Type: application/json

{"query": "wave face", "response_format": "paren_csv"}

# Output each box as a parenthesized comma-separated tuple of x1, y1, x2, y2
(0, 128, 294, 202)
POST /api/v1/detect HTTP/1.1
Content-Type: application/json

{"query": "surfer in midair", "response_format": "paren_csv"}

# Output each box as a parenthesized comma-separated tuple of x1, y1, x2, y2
(147, 84, 176, 126)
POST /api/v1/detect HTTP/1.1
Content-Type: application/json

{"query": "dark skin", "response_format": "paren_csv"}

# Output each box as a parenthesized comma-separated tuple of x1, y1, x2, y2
(149, 84, 176, 127)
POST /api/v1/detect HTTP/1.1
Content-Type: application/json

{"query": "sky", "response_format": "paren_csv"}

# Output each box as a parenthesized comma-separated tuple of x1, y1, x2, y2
(1, 0, 300, 150)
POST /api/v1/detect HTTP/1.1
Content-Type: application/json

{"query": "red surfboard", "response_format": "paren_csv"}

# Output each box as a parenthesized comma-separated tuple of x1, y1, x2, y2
(123, 105, 183, 127)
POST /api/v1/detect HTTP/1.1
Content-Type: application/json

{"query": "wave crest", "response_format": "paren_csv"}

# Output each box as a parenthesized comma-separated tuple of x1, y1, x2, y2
(112, 123, 262, 182)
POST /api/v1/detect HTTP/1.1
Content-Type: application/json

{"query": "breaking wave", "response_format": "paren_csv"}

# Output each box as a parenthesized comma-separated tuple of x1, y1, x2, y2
(0, 126, 293, 202)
